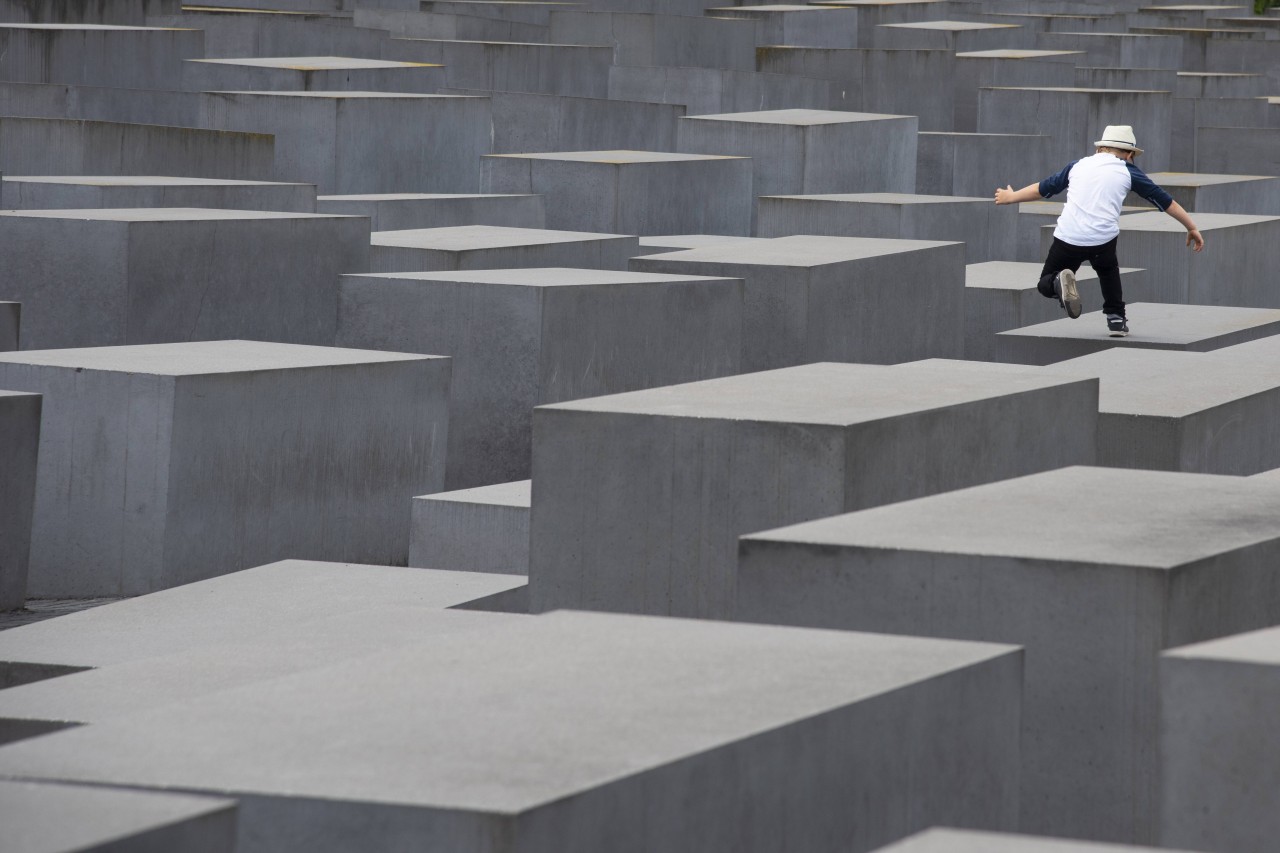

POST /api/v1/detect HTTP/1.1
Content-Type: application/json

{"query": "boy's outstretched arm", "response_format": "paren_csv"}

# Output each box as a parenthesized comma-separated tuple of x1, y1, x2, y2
(1164, 200, 1205, 252)
(994, 183, 1042, 205)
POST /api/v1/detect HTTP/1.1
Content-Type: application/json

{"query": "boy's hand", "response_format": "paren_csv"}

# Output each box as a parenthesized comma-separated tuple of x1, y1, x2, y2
(1186, 228, 1204, 252)
(994, 185, 1015, 205)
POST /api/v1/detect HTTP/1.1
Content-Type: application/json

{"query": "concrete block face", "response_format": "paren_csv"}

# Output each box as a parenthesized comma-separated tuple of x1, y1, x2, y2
(530, 361, 1097, 618)
(756, 192, 1018, 263)
(0, 23, 203, 89)
(873, 828, 1189, 852)
(410, 480, 530, 574)
(199, 91, 493, 195)
(383, 38, 613, 99)
(150, 10, 387, 59)
(916, 132, 1051, 199)
(0, 301, 18, 352)
(952, 51, 1081, 132)
(0, 342, 450, 597)
(1175, 71, 1269, 100)
(607, 64, 846, 117)
(369, 225, 640, 273)
(482, 151, 752, 236)
(0, 79, 202, 126)
(0, 209, 370, 350)
(711, 5, 862, 49)
(0, 390, 39, 611)
(183, 56, 447, 93)
(548, 10, 757, 70)
(0, 175, 317, 212)
(0, 609, 1023, 853)
(0, 780, 237, 853)
(0, 0, 179, 25)
(631, 235, 965, 370)
(1133, 172, 1280, 216)
(1196, 126, 1280, 179)
(1036, 31, 1184, 69)
(337, 268, 741, 487)
(738, 465, 1280, 844)
(1171, 97, 1272, 172)
(877, 20, 1030, 52)
(1161, 627, 1280, 853)
(0, 117, 274, 180)
(316, 193, 546, 231)
(676, 109, 917, 201)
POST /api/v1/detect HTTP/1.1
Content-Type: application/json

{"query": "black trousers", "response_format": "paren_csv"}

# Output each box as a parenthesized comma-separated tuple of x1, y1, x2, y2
(1038, 236, 1125, 317)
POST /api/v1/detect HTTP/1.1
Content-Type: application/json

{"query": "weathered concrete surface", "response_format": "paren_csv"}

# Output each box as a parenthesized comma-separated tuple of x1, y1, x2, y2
(952, 49, 1083, 133)
(549, 9, 757, 69)
(0, 391, 39, 612)
(1195, 126, 1280, 179)
(739, 465, 1280, 844)
(0, 342, 450, 597)
(410, 480, 530, 574)
(637, 234, 767, 253)
(0, 79, 202, 126)
(316, 192, 545, 231)
(0, 302, 18, 352)
(383, 37, 613, 98)
(711, 4, 862, 49)
(0, 0, 178, 25)
(148, 9, 388, 59)
(1036, 31, 1183, 69)
(608, 64, 847, 116)
(184, 56, 446, 93)
(878, 20, 1031, 52)
(0, 175, 316, 212)
(1130, 172, 1280, 216)
(916, 132, 1052, 199)
(0, 23, 203, 89)
(530, 361, 1097, 618)
(370, 225, 639, 272)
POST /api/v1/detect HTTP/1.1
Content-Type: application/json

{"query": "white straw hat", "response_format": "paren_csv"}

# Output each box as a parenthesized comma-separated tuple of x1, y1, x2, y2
(1093, 125, 1143, 155)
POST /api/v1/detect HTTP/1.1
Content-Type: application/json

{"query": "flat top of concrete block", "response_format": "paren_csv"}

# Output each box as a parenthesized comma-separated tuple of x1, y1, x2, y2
(0, 23, 196, 31)
(209, 90, 474, 100)
(1145, 172, 1277, 187)
(418, 480, 532, 507)
(1177, 71, 1260, 78)
(988, 86, 1167, 93)
(191, 56, 442, 70)
(874, 826, 1193, 852)
(0, 390, 39, 401)
(966, 260, 1141, 289)
(540, 361, 1090, 425)
(744, 465, 1280, 570)
(0, 561, 527, 669)
(881, 19, 1022, 29)
(638, 234, 957, 266)
(486, 150, 747, 163)
(957, 49, 1085, 58)
(639, 235, 767, 250)
(1145, 4, 1248, 9)
(0, 609, 1017, 813)
(1164, 624, 1280, 666)
(0, 340, 436, 377)
(391, 36, 604, 48)
(1118, 210, 1280, 232)
(1, 780, 235, 853)
(2, 175, 311, 188)
(318, 193, 534, 201)
(0, 208, 344, 223)
(1043, 31, 1170, 39)
(765, 192, 987, 204)
(371, 224, 628, 250)
(999, 303, 1280, 345)
(682, 108, 911, 124)
(350, 268, 734, 287)
(708, 4, 856, 11)
(816, 0, 947, 6)
(919, 132, 1047, 140)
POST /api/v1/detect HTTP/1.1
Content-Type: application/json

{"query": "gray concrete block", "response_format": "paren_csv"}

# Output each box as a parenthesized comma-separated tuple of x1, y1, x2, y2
(0, 80, 202, 126)
(410, 480, 530, 574)
(1195, 126, 1280, 178)
(199, 91, 493, 195)
(995, 303, 1280, 364)
(1133, 173, 1280, 216)
(637, 234, 767, 253)
(0, 175, 317, 212)
(0, 23, 203, 89)
(482, 150, 752, 236)
(0, 341, 450, 597)
(0, 781, 236, 853)
(977, 87, 1174, 173)
(356, 6, 539, 42)
(632, 234, 964, 369)
(757, 192, 1018, 262)
(1175, 71, 1270, 99)
(710, 5, 862, 49)
(0, 0, 178, 25)
(1171, 96, 1272, 171)
(0, 390, 39, 612)
(812, 0, 954, 48)
(877, 20, 1031, 51)
(183, 55, 447, 93)
(0, 608, 1023, 853)
(1075, 66, 1177, 91)
(316, 192, 546, 230)
(0, 208, 370, 349)
(1036, 31, 1183, 68)
(0, 302, 18, 351)
(0, 116, 274, 180)
(148, 10, 389, 59)
(530, 360, 1097, 617)
(549, 10, 757, 69)
(917, 133, 1052, 200)
(1042, 347, 1280, 474)
(1161, 626, 1280, 853)
(964, 261, 1149, 361)
(369, 225, 640, 273)
(952, 49, 1081, 132)
(383, 37, 613, 98)
(337, 267, 740, 486)
(738, 465, 1280, 843)
(872, 828, 1193, 852)
(608, 64, 847, 116)
(1131, 25, 1267, 73)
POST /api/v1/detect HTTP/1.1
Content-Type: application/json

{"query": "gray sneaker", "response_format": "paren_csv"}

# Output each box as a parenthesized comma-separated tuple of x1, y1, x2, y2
(1057, 269, 1082, 319)
(1106, 314, 1129, 337)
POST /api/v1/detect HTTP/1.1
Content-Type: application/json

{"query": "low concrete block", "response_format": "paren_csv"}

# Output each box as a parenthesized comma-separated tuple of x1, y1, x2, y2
(482, 150, 752, 236)
(0, 341, 450, 597)
(631, 235, 965, 369)
(338, 268, 740, 486)
(0, 208, 370, 349)
(150, 9, 388, 59)
(1161, 625, 1280, 853)
(530, 360, 1097, 617)
(183, 56, 446, 93)
(1130, 172, 1280, 216)
(1036, 31, 1183, 69)
(916, 132, 1052, 199)
(711, 5, 862, 49)
(1175, 71, 1269, 99)
(410, 480, 530, 574)
(316, 193, 546, 231)
(383, 37, 613, 98)
(0, 390, 39, 612)
(0, 175, 316, 212)
(952, 49, 1081, 132)
(872, 828, 1193, 852)
(1171, 97, 1272, 171)
(0, 0, 178, 25)
(1195, 126, 1280, 179)
(370, 225, 640, 273)
(0, 23, 203, 89)
(756, 192, 1017, 262)
(0, 79, 201, 126)
(637, 234, 767, 253)
(0, 302, 18, 352)
(811, 0, 954, 48)
(549, 9, 757, 69)
(877, 20, 1030, 52)
(608, 64, 846, 116)
(739, 465, 1280, 843)
(1075, 66, 1177, 92)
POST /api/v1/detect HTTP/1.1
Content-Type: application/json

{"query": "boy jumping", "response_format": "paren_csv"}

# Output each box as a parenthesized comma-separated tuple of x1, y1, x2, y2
(994, 125, 1205, 337)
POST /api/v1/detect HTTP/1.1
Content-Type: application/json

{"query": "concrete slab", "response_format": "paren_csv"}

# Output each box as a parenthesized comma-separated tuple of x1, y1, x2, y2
(953, 49, 1082, 132)
(0, 390, 39, 612)
(1161, 625, 1280, 853)
(0, 302, 18, 352)
(916, 132, 1052, 199)
(631, 235, 964, 368)
(0, 79, 201, 126)
(756, 192, 1018, 262)
(530, 360, 1097, 617)
(481, 150, 752, 236)
(738, 465, 1280, 844)
(995, 303, 1280, 364)
(1175, 70, 1269, 99)
(608, 63, 846, 117)
(0, 341, 450, 597)
(0, 175, 316, 212)
(637, 234, 767, 253)
(0, 23, 202, 89)
(316, 192, 546, 231)
(0, 0, 178, 25)
(383, 37, 613, 98)
(184, 55, 447, 93)
(549, 9, 758, 69)
(809, 0, 954, 48)
(149, 9, 388, 59)
(0, 208, 370, 349)
(1130, 172, 1280, 216)
(710, 5, 863, 49)
(873, 828, 1194, 852)
(877, 20, 1030, 52)
(369, 225, 640, 272)
(199, 91, 493, 194)
(1195, 126, 1280, 179)
(1036, 30, 1184, 69)
(0, 780, 236, 853)
(410, 480, 530, 574)
(0, 609, 1023, 853)
(337, 267, 740, 486)
(1171, 96, 1272, 172)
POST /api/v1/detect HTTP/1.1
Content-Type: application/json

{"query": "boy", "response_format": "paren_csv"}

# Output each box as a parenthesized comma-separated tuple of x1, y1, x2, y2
(994, 125, 1204, 337)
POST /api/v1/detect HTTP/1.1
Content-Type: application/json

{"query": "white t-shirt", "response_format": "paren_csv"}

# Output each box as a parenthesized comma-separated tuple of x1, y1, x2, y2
(1038, 152, 1172, 247)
